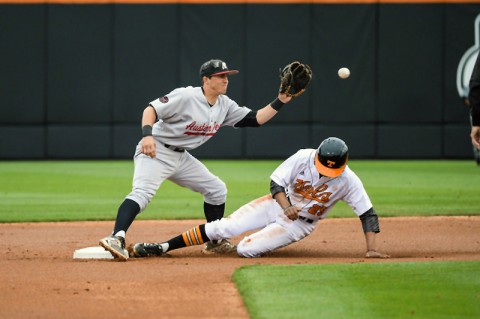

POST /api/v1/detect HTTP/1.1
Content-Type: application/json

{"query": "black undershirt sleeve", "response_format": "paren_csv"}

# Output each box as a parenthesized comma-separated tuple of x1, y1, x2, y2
(270, 180, 286, 198)
(234, 111, 260, 127)
(359, 207, 380, 233)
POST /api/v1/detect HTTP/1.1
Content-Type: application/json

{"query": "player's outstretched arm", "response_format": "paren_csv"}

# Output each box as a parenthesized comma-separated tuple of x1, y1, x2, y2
(255, 93, 292, 125)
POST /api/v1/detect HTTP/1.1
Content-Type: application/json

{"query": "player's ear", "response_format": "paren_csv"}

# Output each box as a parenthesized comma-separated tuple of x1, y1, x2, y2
(201, 75, 212, 86)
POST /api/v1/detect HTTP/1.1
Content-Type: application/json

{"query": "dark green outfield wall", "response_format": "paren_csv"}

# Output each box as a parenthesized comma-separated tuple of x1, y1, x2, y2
(1, 3, 479, 159)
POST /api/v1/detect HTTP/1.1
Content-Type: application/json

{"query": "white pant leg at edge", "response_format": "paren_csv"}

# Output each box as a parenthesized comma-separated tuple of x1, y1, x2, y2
(205, 194, 316, 257)
(237, 205, 316, 257)
(205, 195, 278, 241)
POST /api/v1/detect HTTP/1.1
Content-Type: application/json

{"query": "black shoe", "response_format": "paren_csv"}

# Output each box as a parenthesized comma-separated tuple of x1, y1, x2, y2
(129, 243, 165, 258)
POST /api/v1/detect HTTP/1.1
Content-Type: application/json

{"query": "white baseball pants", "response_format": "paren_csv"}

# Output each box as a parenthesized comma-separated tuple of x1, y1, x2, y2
(205, 194, 317, 257)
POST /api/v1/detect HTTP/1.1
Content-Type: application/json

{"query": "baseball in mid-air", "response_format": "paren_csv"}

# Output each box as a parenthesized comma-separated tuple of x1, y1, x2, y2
(338, 67, 350, 79)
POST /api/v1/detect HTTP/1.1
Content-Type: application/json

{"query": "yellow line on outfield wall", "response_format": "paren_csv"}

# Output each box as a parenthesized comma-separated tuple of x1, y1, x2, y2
(2, 0, 480, 4)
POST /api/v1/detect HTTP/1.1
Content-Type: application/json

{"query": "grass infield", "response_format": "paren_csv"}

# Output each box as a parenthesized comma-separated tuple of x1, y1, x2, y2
(0, 159, 478, 222)
(232, 261, 480, 319)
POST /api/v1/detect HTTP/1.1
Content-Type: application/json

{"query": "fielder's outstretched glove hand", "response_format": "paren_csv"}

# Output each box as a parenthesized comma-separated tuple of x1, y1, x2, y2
(279, 61, 313, 98)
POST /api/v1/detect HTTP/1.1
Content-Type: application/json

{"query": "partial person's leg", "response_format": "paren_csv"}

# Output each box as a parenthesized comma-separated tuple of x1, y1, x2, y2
(169, 152, 235, 253)
(129, 195, 279, 257)
(169, 152, 227, 221)
(236, 218, 316, 258)
(205, 195, 279, 240)
(111, 199, 140, 238)
(100, 145, 178, 260)
(119, 152, 174, 234)
(170, 195, 279, 253)
(129, 224, 209, 257)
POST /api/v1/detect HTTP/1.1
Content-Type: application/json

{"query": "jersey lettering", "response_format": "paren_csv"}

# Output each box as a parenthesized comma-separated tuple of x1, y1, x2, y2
(307, 204, 327, 217)
(185, 121, 220, 136)
(293, 179, 332, 203)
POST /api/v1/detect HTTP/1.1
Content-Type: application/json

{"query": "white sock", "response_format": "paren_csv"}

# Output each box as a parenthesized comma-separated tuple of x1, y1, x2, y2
(114, 230, 126, 238)
(160, 243, 169, 252)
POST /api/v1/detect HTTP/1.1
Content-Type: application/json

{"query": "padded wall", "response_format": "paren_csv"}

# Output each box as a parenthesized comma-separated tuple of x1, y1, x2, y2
(0, 6, 46, 158)
(113, 5, 179, 124)
(0, 3, 478, 159)
(0, 5, 46, 126)
(47, 5, 112, 124)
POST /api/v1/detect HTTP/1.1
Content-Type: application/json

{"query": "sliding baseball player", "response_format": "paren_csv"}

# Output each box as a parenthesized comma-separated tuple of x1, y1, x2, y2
(128, 137, 390, 259)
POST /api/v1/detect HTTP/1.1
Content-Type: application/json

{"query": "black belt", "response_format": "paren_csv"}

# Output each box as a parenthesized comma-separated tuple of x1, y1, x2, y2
(163, 143, 185, 152)
(299, 216, 314, 224)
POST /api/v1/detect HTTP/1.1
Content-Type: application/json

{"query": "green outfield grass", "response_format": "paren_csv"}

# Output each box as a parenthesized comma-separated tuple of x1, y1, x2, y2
(233, 261, 480, 319)
(0, 160, 478, 222)
(1, 159, 479, 319)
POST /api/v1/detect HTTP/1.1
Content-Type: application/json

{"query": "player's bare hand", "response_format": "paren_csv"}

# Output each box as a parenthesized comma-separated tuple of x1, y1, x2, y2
(283, 205, 300, 221)
(365, 250, 390, 258)
(278, 93, 292, 104)
(141, 136, 156, 158)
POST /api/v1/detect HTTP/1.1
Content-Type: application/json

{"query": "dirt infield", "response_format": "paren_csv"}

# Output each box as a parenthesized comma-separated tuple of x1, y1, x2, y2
(0, 216, 479, 319)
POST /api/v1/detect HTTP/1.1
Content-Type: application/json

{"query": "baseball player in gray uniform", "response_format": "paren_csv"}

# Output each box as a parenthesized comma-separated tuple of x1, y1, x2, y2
(128, 137, 390, 259)
(100, 59, 298, 261)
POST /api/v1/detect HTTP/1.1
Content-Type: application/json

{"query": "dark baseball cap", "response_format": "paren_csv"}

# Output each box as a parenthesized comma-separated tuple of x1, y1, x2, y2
(200, 59, 239, 78)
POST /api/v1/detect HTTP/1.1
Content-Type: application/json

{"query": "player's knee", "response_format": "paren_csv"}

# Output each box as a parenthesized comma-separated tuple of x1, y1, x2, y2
(126, 189, 155, 211)
(204, 180, 227, 205)
(236, 239, 259, 258)
(236, 242, 249, 257)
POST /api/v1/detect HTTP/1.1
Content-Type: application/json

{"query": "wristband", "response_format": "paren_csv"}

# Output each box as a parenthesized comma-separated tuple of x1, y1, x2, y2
(270, 98, 285, 111)
(283, 205, 293, 211)
(142, 125, 153, 137)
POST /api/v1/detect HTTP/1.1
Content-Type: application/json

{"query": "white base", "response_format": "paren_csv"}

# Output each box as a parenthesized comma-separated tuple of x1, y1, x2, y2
(73, 246, 114, 259)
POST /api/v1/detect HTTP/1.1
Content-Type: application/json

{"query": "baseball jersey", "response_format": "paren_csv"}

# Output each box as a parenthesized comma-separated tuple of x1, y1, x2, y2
(270, 149, 372, 221)
(149, 86, 251, 150)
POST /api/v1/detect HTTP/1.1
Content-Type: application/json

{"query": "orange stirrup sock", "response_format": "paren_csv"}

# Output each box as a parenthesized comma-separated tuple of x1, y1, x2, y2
(181, 225, 207, 247)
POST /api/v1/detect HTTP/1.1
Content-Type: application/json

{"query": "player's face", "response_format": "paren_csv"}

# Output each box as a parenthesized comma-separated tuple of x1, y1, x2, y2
(206, 74, 229, 95)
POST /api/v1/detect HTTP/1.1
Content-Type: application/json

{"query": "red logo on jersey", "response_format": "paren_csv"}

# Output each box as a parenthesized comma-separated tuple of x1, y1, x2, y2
(184, 121, 220, 136)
